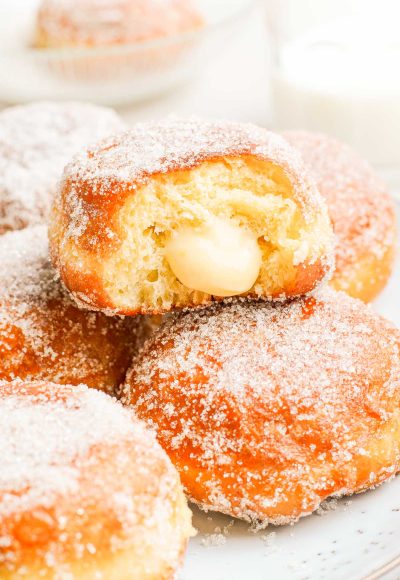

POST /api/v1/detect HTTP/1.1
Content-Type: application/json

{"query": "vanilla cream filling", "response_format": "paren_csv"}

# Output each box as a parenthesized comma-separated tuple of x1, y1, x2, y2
(164, 216, 262, 297)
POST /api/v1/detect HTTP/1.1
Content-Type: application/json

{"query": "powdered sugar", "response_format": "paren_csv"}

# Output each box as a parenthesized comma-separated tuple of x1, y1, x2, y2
(0, 101, 124, 234)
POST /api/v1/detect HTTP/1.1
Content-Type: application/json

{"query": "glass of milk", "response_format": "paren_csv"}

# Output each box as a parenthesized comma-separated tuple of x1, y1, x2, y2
(266, 0, 400, 185)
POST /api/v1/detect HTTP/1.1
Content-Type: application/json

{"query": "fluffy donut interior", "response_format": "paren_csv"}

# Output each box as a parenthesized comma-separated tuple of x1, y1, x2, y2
(102, 156, 330, 311)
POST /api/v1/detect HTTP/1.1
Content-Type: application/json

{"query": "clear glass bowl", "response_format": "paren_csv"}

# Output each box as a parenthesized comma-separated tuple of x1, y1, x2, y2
(0, 0, 255, 106)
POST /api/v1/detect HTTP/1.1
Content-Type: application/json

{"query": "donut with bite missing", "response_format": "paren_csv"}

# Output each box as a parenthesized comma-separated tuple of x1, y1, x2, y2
(50, 118, 334, 315)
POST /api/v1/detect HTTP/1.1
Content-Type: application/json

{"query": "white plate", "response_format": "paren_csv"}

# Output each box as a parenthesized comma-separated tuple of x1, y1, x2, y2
(180, 213, 400, 580)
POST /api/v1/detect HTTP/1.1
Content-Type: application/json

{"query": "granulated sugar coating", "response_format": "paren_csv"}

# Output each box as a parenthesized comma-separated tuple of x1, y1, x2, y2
(50, 117, 334, 315)
(0, 380, 193, 578)
(283, 131, 397, 302)
(123, 288, 400, 525)
(0, 101, 124, 234)
(0, 226, 138, 393)
(61, 118, 324, 234)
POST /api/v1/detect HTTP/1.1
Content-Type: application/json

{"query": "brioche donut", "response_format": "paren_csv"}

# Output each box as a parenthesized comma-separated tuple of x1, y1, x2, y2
(35, 0, 203, 48)
(122, 288, 400, 525)
(0, 226, 139, 394)
(283, 131, 397, 302)
(0, 380, 193, 579)
(0, 101, 124, 235)
(50, 118, 334, 315)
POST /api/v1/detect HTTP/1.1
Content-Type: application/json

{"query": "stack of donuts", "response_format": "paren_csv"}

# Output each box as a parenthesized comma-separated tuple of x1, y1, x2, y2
(0, 100, 398, 579)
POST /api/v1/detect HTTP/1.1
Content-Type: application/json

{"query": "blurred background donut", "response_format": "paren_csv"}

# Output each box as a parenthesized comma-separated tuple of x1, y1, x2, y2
(33, 0, 205, 83)
(35, 0, 204, 48)
(283, 131, 397, 302)
(0, 101, 124, 235)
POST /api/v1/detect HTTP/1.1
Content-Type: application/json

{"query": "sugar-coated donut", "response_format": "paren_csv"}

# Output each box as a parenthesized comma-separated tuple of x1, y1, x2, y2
(0, 226, 140, 394)
(0, 102, 124, 235)
(0, 380, 193, 579)
(283, 131, 397, 302)
(122, 288, 400, 525)
(35, 0, 204, 48)
(50, 118, 334, 315)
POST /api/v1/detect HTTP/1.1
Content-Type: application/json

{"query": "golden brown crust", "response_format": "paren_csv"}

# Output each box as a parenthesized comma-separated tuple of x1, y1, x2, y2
(52, 121, 326, 248)
(283, 131, 397, 301)
(282, 257, 328, 298)
(50, 119, 334, 314)
(330, 243, 396, 303)
(0, 381, 192, 579)
(58, 254, 330, 316)
(0, 296, 136, 393)
(0, 227, 140, 394)
(122, 289, 400, 524)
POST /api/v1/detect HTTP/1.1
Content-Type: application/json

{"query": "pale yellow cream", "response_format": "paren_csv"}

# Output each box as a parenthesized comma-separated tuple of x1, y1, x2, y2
(164, 216, 262, 297)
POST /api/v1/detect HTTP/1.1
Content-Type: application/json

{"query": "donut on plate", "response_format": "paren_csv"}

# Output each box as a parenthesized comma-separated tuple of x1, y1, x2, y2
(122, 288, 400, 525)
(283, 131, 397, 302)
(35, 0, 204, 48)
(0, 380, 193, 579)
(0, 101, 124, 235)
(0, 226, 140, 394)
(50, 118, 334, 315)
